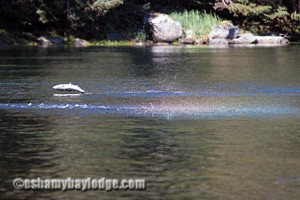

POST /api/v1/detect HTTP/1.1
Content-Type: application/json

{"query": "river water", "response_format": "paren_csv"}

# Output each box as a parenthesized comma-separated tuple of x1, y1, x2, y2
(0, 45, 299, 199)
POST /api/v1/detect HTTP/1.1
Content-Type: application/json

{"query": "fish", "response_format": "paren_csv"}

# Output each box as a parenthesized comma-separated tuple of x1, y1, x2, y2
(53, 83, 85, 93)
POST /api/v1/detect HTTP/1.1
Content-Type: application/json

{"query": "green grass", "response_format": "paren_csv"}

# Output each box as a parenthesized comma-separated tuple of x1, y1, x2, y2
(170, 10, 221, 38)
(92, 40, 134, 46)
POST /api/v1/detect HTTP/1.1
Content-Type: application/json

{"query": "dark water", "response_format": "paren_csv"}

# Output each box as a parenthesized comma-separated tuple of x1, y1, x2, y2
(0, 45, 300, 199)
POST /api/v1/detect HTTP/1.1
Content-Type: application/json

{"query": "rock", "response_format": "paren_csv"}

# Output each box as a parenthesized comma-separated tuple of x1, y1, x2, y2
(37, 35, 64, 46)
(208, 38, 229, 45)
(0, 37, 16, 47)
(74, 38, 89, 47)
(37, 36, 51, 46)
(255, 36, 288, 45)
(179, 29, 196, 44)
(178, 38, 195, 44)
(195, 38, 205, 45)
(185, 29, 194, 39)
(233, 33, 257, 44)
(145, 13, 183, 43)
(208, 22, 239, 40)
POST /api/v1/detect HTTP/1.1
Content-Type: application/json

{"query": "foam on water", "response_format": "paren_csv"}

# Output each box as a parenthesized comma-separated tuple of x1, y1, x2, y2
(0, 102, 296, 119)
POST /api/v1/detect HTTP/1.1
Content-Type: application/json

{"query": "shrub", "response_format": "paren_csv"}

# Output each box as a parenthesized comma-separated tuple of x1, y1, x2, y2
(225, 0, 300, 38)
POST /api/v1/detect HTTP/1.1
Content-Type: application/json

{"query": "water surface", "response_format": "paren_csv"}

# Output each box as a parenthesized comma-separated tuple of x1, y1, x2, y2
(0, 45, 300, 199)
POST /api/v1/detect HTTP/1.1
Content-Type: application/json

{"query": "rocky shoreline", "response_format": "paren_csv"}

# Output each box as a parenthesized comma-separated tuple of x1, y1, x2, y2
(145, 13, 289, 46)
(0, 13, 289, 48)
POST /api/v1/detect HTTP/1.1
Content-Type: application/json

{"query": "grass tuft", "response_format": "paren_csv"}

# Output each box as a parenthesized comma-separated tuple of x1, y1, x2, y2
(92, 40, 134, 46)
(170, 10, 221, 38)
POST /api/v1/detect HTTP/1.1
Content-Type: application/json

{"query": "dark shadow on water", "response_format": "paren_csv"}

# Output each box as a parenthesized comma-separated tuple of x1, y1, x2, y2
(0, 110, 58, 199)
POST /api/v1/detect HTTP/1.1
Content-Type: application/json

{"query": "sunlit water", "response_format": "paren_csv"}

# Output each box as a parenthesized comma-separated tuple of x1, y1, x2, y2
(0, 45, 300, 199)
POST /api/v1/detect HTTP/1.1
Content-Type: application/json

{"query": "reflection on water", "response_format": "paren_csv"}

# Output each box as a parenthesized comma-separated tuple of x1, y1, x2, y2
(0, 46, 300, 199)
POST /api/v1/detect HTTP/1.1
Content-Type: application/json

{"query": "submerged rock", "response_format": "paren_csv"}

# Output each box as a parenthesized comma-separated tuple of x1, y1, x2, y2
(255, 36, 288, 45)
(145, 13, 183, 43)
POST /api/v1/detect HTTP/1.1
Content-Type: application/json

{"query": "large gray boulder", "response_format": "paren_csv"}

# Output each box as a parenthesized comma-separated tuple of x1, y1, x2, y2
(208, 22, 239, 40)
(145, 13, 183, 43)
(232, 33, 258, 44)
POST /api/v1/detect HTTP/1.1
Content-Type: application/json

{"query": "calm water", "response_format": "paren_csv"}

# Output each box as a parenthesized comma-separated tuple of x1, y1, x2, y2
(0, 45, 300, 200)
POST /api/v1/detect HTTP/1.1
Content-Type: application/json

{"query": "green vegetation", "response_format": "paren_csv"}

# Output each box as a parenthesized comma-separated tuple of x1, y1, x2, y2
(93, 40, 134, 46)
(0, 0, 300, 45)
(225, 0, 300, 39)
(170, 10, 221, 38)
